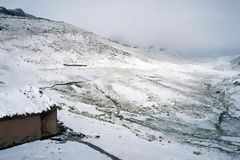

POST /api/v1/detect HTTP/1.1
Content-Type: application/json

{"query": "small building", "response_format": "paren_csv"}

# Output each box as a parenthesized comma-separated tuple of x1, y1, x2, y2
(0, 86, 58, 149)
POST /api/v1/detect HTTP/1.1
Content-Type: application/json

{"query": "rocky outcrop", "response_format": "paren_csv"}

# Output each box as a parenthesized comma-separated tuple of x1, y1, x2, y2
(0, 6, 35, 18)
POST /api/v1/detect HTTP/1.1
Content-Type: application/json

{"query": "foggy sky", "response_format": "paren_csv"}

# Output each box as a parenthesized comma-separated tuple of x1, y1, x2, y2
(1, 0, 240, 56)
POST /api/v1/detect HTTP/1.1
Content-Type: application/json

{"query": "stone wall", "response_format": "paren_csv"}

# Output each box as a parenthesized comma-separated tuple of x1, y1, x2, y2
(0, 115, 41, 149)
(41, 107, 58, 138)
(0, 108, 58, 149)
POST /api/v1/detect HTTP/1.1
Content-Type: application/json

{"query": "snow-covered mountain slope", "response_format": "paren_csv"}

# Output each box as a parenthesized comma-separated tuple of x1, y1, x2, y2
(0, 7, 240, 160)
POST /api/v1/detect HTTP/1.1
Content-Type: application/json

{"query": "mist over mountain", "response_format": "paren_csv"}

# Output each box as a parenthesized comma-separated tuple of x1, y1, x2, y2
(1, 0, 240, 57)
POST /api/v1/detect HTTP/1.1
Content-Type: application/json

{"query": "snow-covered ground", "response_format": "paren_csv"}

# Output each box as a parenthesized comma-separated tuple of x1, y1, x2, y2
(0, 10, 240, 160)
(0, 140, 111, 160)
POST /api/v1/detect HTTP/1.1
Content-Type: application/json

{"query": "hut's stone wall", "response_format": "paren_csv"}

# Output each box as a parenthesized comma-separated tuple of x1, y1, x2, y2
(41, 107, 58, 138)
(0, 115, 41, 149)
(0, 108, 58, 149)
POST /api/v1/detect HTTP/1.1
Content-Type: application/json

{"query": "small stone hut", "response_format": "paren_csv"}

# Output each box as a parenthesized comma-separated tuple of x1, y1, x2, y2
(0, 86, 58, 149)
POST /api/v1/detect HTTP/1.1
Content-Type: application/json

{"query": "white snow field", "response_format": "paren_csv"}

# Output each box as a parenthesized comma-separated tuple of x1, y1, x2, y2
(0, 9, 240, 160)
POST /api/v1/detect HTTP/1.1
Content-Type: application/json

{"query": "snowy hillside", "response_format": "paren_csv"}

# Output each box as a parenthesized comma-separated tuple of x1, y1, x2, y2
(0, 7, 240, 160)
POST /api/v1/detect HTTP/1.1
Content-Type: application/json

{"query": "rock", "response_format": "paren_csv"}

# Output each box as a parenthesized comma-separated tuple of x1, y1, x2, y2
(12, 8, 25, 16)
(193, 151, 202, 155)
(0, 6, 35, 18)
(0, 7, 7, 13)
(74, 133, 86, 138)
(39, 90, 43, 94)
(233, 81, 240, 86)
(215, 91, 221, 94)
(95, 135, 100, 139)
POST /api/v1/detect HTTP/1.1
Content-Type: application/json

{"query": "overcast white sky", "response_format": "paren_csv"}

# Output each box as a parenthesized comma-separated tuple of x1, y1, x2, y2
(1, 0, 240, 56)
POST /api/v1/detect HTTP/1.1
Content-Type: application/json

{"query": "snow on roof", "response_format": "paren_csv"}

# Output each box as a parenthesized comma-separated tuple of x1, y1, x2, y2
(0, 86, 54, 119)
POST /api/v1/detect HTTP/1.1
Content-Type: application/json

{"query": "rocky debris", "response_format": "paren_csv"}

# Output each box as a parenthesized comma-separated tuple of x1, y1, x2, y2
(0, 6, 35, 18)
